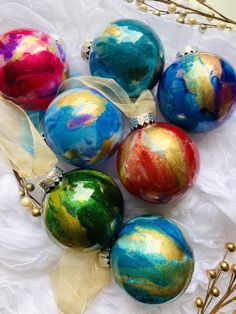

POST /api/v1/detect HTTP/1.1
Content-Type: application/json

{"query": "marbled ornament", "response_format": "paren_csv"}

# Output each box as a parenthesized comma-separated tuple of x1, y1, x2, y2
(89, 19, 164, 97)
(0, 28, 68, 110)
(44, 87, 123, 166)
(117, 123, 199, 203)
(111, 215, 194, 304)
(43, 169, 124, 248)
(158, 52, 236, 133)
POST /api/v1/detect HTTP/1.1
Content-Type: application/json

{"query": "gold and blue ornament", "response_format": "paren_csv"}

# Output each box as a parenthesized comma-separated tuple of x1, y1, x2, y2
(157, 49, 236, 133)
(82, 19, 165, 97)
(43, 86, 123, 167)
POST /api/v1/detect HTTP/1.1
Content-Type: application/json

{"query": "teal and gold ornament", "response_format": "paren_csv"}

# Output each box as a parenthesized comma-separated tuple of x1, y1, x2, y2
(43, 87, 123, 167)
(82, 19, 165, 97)
(111, 215, 194, 304)
(43, 169, 124, 248)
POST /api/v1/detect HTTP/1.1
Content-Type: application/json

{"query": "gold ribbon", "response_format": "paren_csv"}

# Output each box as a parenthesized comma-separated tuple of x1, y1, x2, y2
(51, 249, 111, 314)
(59, 76, 157, 118)
(0, 95, 57, 178)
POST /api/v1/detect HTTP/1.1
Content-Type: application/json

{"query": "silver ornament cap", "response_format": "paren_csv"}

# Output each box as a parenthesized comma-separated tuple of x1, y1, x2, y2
(81, 40, 92, 61)
(176, 46, 199, 59)
(39, 167, 63, 193)
(99, 248, 111, 268)
(129, 112, 157, 131)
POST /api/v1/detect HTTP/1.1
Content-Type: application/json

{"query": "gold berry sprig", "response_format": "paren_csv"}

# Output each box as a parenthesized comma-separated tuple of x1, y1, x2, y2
(14, 171, 41, 217)
(195, 242, 236, 314)
(124, 0, 236, 32)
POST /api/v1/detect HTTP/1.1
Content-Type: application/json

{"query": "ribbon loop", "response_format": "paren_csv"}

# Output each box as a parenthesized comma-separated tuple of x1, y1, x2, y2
(59, 76, 157, 119)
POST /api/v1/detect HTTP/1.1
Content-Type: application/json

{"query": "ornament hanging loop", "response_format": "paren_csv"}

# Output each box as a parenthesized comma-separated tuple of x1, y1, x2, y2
(58, 76, 158, 123)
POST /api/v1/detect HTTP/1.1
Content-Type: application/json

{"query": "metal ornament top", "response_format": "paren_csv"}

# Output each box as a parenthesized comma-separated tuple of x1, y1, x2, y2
(129, 112, 157, 131)
(99, 248, 111, 268)
(176, 46, 199, 59)
(39, 167, 63, 193)
(81, 40, 92, 61)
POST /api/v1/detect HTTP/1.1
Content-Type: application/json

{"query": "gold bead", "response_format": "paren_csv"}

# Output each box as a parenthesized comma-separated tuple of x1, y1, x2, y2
(188, 17, 197, 26)
(179, 10, 187, 18)
(21, 196, 33, 208)
(226, 242, 235, 252)
(195, 297, 204, 308)
(231, 264, 236, 274)
(176, 17, 185, 24)
(211, 287, 220, 297)
(208, 270, 217, 279)
(138, 3, 148, 12)
(19, 190, 25, 197)
(152, 10, 161, 16)
(32, 207, 41, 217)
(207, 11, 215, 21)
(217, 22, 226, 30)
(220, 261, 230, 272)
(26, 183, 35, 192)
(199, 24, 207, 33)
(168, 3, 177, 13)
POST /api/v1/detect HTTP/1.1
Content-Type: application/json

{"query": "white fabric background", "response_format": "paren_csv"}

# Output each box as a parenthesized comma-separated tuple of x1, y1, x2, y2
(0, 0, 236, 313)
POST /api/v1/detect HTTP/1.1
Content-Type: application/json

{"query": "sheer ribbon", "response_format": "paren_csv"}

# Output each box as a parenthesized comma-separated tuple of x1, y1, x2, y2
(59, 76, 157, 118)
(51, 249, 111, 314)
(0, 95, 57, 178)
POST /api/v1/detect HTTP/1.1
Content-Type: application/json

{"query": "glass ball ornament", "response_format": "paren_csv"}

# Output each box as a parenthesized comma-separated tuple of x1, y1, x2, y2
(111, 215, 194, 304)
(43, 87, 123, 166)
(157, 52, 236, 133)
(88, 19, 165, 97)
(0, 28, 68, 110)
(43, 169, 124, 248)
(117, 122, 199, 203)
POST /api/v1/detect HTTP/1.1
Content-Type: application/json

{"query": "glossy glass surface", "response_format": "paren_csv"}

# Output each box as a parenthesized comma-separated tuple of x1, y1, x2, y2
(111, 215, 194, 304)
(0, 28, 68, 110)
(43, 169, 124, 248)
(158, 53, 236, 133)
(44, 87, 123, 167)
(89, 19, 164, 97)
(117, 123, 199, 203)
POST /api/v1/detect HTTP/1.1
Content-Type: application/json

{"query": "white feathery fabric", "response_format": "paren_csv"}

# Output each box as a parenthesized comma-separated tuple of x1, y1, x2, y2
(0, 0, 236, 313)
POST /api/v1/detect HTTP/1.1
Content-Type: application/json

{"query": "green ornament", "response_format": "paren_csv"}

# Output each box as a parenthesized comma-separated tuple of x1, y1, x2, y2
(43, 169, 124, 248)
